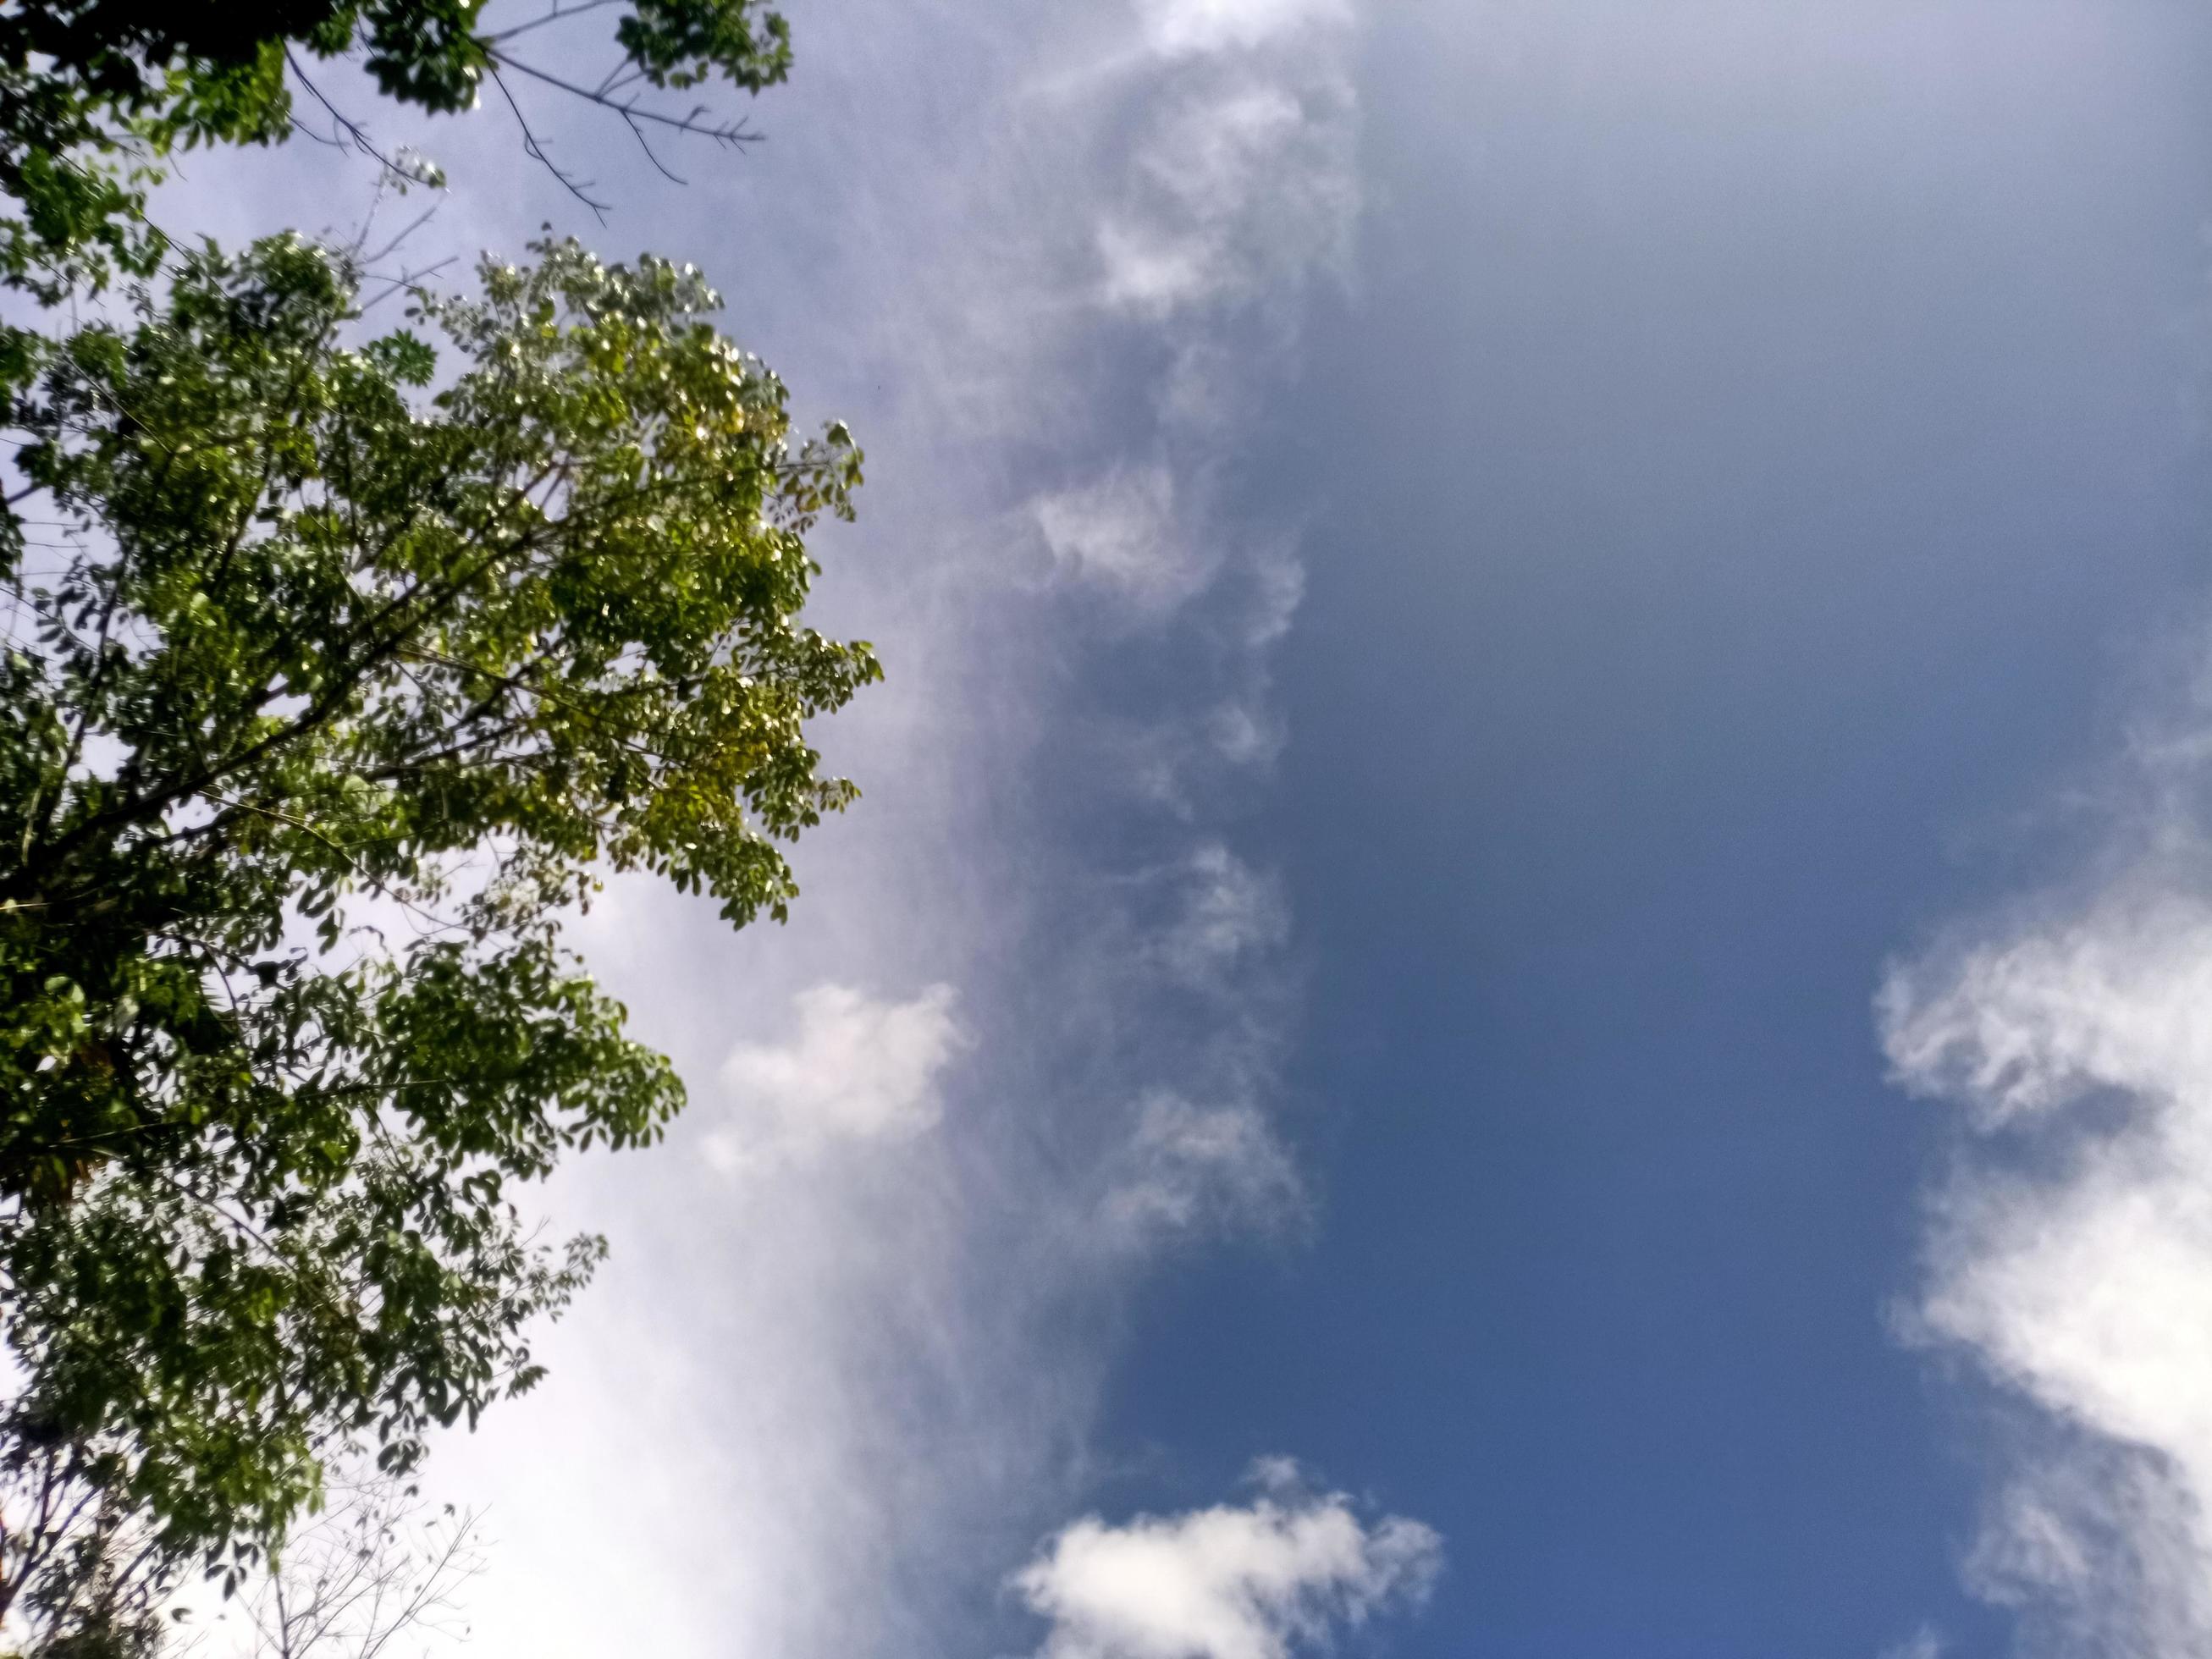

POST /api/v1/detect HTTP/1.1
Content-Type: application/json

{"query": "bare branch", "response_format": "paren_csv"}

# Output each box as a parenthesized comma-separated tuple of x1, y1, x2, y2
(483, 0, 626, 44)
(488, 49, 764, 146)
(356, 255, 460, 314)
(245, 1474, 488, 1659)
(358, 202, 442, 269)
(488, 66, 610, 219)
(621, 107, 689, 185)
(284, 53, 431, 191)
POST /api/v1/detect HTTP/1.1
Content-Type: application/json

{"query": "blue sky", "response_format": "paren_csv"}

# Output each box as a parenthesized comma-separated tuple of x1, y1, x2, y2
(1116, 8, 2212, 1655)
(167, 3, 2212, 1656)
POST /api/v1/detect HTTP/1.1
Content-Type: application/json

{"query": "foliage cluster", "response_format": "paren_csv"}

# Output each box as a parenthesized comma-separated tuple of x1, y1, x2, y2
(0, 227, 874, 1634)
(0, 1, 863, 1648)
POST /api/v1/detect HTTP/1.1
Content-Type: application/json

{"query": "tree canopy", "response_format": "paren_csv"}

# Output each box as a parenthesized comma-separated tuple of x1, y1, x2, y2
(0, 229, 875, 1634)
(0, 0, 795, 289)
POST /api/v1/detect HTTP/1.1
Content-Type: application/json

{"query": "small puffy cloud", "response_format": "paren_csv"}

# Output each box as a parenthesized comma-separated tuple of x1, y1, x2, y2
(1102, 1093, 1301, 1245)
(1013, 1465, 1441, 1659)
(1135, 0, 1351, 58)
(1099, 221, 1223, 320)
(707, 984, 968, 1172)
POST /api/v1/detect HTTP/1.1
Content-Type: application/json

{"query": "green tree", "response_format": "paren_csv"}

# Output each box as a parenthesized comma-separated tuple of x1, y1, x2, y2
(0, 229, 876, 1631)
(0, 0, 795, 291)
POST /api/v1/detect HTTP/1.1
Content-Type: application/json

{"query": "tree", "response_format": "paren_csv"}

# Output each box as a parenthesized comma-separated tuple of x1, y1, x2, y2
(0, 1470, 166, 1659)
(237, 1475, 486, 1659)
(0, 0, 795, 290)
(0, 229, 877, 1630)
(0, 1467, 486, 1658)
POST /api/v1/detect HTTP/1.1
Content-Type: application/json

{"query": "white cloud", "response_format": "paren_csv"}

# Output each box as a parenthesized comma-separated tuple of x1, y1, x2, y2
(1136, 0, 1352, 58)
(1102, 1092, 1302, 1245)
(1879, 719, 2212, 1648)
(1013, 1467, 1440, 1659)
(1883, 896, 2212, 1448)
(707, 983, 968, 1171)
(1099, 220, 1224, 320)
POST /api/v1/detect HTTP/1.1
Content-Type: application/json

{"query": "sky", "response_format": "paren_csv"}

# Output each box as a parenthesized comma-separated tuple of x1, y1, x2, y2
(148, 2, 2212, 1656)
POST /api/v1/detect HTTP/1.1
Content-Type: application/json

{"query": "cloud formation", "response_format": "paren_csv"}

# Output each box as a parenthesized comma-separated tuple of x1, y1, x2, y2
(707, 983, 968, 1171)
(1034, 466, 1213, 614)
(1014, 1466, 1441, 1659)
(1880, 681, 2212, 1652)
(160, 2, 1374, 1655)
(1097, 82, 1344, 323)
(1101, 1092, 1303, 1246)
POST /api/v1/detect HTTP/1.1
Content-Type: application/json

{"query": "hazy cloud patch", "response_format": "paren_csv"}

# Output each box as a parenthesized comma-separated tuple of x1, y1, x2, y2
(1101, 1092, 1303, 1247)
(1877, 1628, 1944, 1659)
(1098, 74, 1354, 337)
(1155, 846, 1290, 984)
(1135, 0, 1353, 59)
(1034, 465, 1217, 613)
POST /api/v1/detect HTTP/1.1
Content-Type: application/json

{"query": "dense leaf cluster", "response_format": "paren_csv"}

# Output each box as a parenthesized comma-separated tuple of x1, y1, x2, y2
(0, 231, 875, 1617)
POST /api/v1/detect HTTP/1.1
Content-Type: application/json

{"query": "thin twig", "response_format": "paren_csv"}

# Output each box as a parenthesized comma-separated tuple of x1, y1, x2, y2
(488, 67, 609, 218)
(284, 52, 429, 190)
(359, 203, 442, 269)
(488, 51, 763, 145)
(484, 0, 624, 44)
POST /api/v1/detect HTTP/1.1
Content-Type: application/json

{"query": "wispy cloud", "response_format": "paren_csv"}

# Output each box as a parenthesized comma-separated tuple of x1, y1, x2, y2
(1156, 845, 1291, 984)
(1880, 657, 2212, 1653)
(1013, 1463, 1441, 1659)
(1034, 466, 1213, 614)
(1101, 1092, 1305, 1248)
(1096, 81, 1347, 327)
